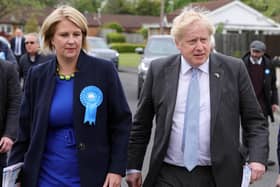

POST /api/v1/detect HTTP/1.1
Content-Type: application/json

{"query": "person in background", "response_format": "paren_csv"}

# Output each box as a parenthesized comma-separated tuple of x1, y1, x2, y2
(0, 40, 17, 64)
(242, 40, 278, 166)
(8, 5, 132, 187)
(10, 28, 26, 63)
(126, 7, 268, 187)
(18, 32, 54, 87)
(0, 59, 21, 186)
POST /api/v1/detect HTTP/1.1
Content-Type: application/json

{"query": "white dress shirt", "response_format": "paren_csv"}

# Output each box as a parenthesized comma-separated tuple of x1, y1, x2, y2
(250, 56, 263, 65)
(15, 37, 22, 55)
(164, 56, 211, 166)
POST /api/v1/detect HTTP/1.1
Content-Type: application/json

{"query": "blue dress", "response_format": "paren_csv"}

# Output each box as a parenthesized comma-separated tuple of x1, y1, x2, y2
(38, 77, 80, 187)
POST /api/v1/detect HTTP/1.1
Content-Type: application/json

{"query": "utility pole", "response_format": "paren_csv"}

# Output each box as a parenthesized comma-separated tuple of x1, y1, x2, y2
(160, 0, 165, 34)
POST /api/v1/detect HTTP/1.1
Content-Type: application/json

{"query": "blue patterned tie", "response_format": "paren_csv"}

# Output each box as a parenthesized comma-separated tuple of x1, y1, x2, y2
(183, 68, 200, 171)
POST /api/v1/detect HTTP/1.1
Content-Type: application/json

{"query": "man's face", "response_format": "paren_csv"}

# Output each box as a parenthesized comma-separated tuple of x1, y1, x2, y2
(250, 49, 264, 61)
(25, 35, 40, 55)
(175, 20, 211, 67)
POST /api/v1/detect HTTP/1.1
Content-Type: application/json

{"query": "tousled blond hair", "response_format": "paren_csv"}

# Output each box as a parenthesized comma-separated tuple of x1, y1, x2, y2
(171, 6, 215, 41)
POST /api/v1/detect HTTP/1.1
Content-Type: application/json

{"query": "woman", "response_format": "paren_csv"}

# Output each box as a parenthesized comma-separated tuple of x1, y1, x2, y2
(8, 5, 132, 187)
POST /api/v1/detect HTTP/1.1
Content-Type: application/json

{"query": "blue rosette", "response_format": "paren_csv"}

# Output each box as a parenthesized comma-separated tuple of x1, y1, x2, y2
(80, 86, 103, 125)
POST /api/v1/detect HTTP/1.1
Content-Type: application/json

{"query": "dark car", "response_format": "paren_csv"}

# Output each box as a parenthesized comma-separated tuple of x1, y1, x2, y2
(87, 36, 119, 69)
(136, 35, 180, 98)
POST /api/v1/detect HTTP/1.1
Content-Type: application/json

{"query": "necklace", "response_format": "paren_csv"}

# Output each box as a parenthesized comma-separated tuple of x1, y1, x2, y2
(56, 67, 75, 81)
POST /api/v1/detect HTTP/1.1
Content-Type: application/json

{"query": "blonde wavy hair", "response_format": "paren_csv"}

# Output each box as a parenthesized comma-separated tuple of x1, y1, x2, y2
(40, 5, 88, 53)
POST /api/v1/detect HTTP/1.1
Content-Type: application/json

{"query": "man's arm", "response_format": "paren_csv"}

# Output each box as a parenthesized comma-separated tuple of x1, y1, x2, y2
(238, 61, 268, 182)
(4, 62, 21, 140)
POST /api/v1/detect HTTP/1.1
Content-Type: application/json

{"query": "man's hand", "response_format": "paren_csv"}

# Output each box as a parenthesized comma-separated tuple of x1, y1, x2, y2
(102, 173, 122, 187)
(272, 104, 279, 113)
(0, 137, 13, 153)
(249, 162, 265, 183)
(126, 173, 142, 187)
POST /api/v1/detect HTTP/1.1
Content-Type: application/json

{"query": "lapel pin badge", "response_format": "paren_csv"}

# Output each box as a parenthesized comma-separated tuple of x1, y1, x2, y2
(214, 73, 220, 78)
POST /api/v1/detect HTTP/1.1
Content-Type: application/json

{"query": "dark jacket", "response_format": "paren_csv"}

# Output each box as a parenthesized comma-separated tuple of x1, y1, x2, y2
(18, 52, 54, 84)
(8, 51, 132, 187)
(242, 52, 278, 122)
(0, 60, 21, 139)
(128, 53, 268, 187)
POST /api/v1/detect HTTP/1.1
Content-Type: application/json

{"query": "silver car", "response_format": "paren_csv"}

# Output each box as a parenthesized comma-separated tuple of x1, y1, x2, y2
(87, 36, 119, 69)
(136, 35, 180, 98)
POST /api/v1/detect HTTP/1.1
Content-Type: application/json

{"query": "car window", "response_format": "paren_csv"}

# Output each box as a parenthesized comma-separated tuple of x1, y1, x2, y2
(145, 38, 179, 57)
(88, 38, 109, 49)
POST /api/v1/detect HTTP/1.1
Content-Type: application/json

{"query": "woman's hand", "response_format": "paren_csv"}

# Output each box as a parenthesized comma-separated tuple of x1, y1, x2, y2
(103, 173, 122, 187)
(276, 174, 280, 187)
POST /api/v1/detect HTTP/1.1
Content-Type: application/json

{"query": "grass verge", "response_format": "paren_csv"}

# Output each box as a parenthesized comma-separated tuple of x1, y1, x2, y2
(119, 53, 141, 68)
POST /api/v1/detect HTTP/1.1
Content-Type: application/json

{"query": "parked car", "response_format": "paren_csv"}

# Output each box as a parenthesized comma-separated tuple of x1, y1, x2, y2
(136, 35, 180, 98)
(87, 36, 119, 69)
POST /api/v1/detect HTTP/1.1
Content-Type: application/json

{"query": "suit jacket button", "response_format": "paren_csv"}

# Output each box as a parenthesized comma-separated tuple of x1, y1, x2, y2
(77, 143, 86, 150)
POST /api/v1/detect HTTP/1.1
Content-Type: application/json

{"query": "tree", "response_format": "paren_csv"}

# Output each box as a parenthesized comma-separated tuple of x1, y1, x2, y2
(242, 0, 280, 22)
(172, 0, 207, 11)
(0, 0, 57, 19)
(68, 0, 102, 13)
(103, 0, 133, 14)
(135, 0, 161, 16)
(24, 14, 39, 33)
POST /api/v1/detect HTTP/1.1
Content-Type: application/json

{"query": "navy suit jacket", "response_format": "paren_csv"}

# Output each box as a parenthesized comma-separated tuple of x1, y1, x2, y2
(9, 51, 132, 187)
(10, 37, 26, 55)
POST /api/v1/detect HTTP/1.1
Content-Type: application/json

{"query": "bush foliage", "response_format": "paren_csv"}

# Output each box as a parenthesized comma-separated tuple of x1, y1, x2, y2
(106, 32, 126, 43)
(103, 22, 124, 33)
(110, 43, 145, 53)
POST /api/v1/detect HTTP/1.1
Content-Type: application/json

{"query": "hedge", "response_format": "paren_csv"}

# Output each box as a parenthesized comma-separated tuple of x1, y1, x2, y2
(110, 43, 145, 53)
(106, 32, 125, 43)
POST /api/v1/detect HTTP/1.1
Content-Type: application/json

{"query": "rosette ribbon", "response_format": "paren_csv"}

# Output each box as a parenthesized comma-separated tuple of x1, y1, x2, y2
(80, 86, 103, 125)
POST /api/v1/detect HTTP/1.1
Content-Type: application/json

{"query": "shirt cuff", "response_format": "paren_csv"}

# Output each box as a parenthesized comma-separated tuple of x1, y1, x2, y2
(126, 169, 141, 175)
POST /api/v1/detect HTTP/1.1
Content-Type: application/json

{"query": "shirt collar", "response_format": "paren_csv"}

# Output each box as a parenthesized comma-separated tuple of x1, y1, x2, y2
(180, 55, 209, 75)
(250, 56, 263, 65)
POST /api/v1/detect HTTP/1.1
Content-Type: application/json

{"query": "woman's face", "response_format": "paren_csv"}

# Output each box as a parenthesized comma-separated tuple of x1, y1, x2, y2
(51, 19, 83, 62)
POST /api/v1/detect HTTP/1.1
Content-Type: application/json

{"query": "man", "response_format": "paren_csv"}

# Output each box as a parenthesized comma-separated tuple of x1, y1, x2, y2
(242, 40, 278, 166)
(0, 59, 21, 185)
(18, 32, 53, 87)
(10, 28, 26, 63)
(126, 7, 268, 187)
(0, 40, 17, 64)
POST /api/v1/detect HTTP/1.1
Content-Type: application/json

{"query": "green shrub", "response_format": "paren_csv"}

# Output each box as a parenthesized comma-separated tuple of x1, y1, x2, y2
(106, 32, 126, 43)
(138, 27, 148, 40)
(103, 22, 123, 33)
(233, 50, 241, 58)
(110, 43, 145, 53)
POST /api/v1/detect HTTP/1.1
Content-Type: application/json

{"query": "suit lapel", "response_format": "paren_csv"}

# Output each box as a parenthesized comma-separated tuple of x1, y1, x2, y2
(209, 53, 224, 135)
(164, 55, 180, 128)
